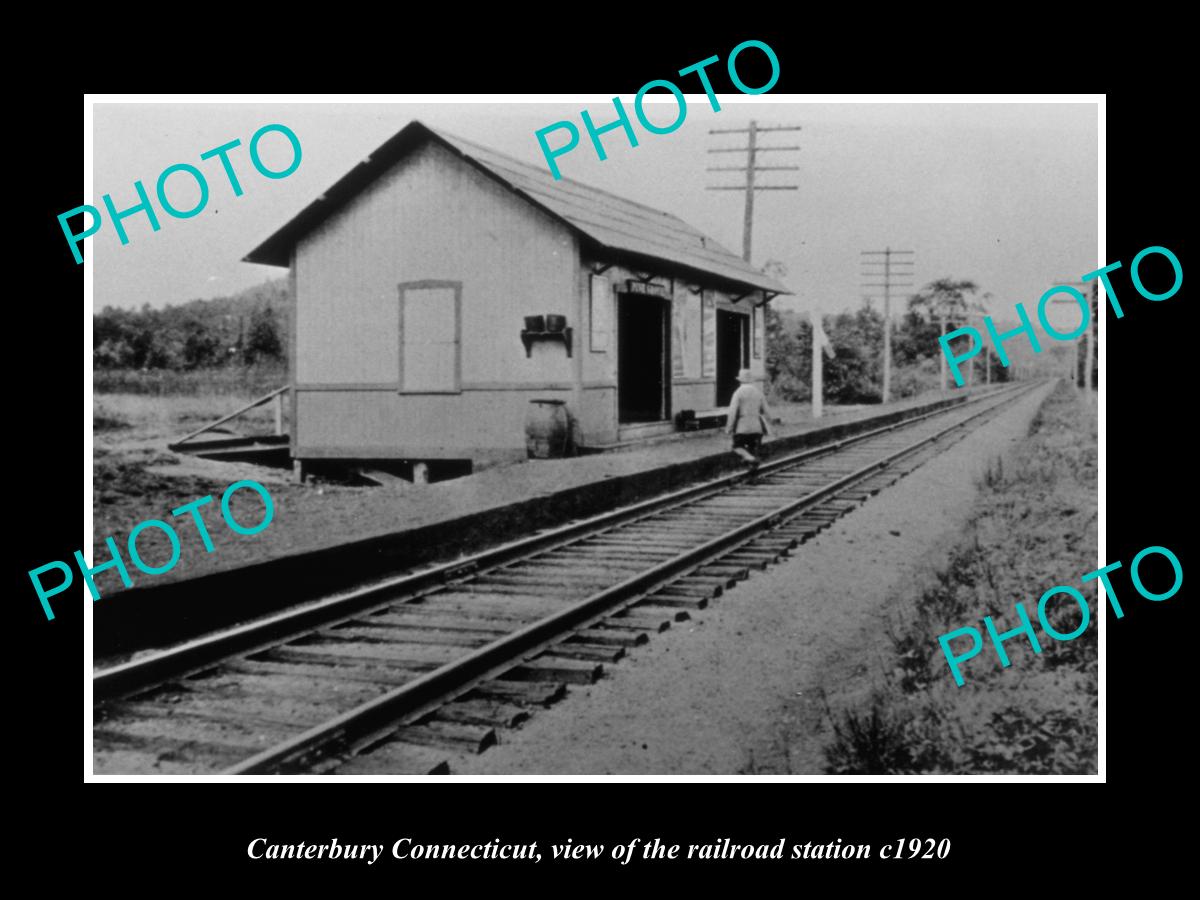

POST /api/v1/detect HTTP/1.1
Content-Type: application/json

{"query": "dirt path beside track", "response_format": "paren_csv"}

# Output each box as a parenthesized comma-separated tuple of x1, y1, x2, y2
(448, 383, 1056, 775)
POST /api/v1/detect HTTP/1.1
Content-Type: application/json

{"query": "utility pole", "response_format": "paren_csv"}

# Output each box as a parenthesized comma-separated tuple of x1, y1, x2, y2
(980, 293, 993, 387)
(707, 121, 802, 262)
(812, 315, 824, 419)
(1051, 280, 1093, 391)
(1089, 280, 1096, 391)
(930, 297, 986, 391)
(963, 311, 988, 388)
(861, 249, 914, 403)
(938, 312, 947, 390)
(811, 304, 826, 419)
(1051, 278, 1099, 391)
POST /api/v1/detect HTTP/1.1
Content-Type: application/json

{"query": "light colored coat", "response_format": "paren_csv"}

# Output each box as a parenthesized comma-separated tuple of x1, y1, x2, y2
(725, 383, 773, 436)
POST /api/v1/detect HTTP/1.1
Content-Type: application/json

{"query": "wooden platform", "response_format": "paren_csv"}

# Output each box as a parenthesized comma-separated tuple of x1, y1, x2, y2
(169, 434, 291, 466)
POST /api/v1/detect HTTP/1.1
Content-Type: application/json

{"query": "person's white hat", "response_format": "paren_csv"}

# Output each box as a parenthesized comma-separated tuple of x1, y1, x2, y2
(736, 368, 755, 383)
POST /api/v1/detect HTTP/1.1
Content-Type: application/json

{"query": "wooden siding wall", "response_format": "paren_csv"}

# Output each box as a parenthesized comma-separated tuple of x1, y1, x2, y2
(578, 259, 766, 444)
(293, 140, 579, 457)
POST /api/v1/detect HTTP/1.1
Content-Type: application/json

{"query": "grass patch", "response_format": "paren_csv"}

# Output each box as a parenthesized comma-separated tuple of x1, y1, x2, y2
(94, 364, 286, 396)
(94, 413, 131, 431)
(821, 382, 1098, 774)
(94, 393, 280, 442)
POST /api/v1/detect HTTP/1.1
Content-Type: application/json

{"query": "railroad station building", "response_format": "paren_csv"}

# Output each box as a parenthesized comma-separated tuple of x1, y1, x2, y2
(245, 120, 787, 473)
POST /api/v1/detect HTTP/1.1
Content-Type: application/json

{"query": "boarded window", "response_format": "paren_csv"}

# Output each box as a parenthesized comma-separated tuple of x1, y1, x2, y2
(400, 282, 460, 392)
(671, 296, 686, 378)
(590, 274, 612, 351)
(752, 305, 762, 359)
(685, 292, 702, 377)
(670, 284, 702, 379)
(701, 293, 716, 378)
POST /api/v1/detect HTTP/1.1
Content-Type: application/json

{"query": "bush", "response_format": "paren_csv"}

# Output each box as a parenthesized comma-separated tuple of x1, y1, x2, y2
(891, 358, 939, 399)
(767, 371, 810, 403)
(94, 363, 287, 396)
(824, 695, 919, 774)
(94, 278, 288, 373)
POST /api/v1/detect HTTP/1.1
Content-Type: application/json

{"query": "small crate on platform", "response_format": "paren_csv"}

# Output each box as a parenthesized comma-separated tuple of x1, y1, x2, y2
(676, 409, 728, 432)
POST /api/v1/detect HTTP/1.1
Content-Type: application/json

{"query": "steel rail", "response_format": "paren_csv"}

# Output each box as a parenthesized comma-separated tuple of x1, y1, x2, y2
(224, 383, 1037, 774)
(94, 391, 1011, 701)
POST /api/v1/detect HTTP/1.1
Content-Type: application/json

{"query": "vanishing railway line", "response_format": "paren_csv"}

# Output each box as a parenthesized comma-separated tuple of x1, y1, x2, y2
(93, 383, 1039, 775)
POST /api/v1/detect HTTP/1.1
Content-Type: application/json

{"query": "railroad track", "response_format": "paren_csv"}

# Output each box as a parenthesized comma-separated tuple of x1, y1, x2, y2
(93, 382, 1040, 775)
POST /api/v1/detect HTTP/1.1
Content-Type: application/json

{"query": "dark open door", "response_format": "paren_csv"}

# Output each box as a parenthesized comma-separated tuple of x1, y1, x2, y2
(716, 309, 749, 406)
(617, 293, 670, 423)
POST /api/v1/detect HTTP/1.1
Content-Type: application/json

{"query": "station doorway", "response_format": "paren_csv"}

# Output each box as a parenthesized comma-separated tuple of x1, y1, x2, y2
(715, 308, 750, 406)
(617, 293, 671, 424)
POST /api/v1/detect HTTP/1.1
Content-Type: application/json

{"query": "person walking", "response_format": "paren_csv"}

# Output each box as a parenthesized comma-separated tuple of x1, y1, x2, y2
(725, 368, 773, 466)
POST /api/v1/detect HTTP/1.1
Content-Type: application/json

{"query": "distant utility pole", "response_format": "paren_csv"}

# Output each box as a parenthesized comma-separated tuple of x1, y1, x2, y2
(1089, 280, 1097, 391)
(811, 304, 834, 419)
(707, 120, 802, 262)
(963, 311, 988, 387)
(935, 307, 989, 391)
(861, 248, 914, 403)
(978, 293, 995, 387)
(811, 311, 824, 420)
(1052, 279, 1096, 391)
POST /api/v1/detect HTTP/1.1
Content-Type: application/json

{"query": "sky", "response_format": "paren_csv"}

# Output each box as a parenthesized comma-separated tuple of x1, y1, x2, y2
(91, 99, 1098, 328)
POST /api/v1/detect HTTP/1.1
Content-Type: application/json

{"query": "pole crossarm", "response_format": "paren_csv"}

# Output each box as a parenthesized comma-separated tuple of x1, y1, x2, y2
(860, 247, 916, 403)
(707, 186, 799, 190)
(709, 126, 803, 133)
(708, 146, 802, 153)
(707, 119, 803, 263)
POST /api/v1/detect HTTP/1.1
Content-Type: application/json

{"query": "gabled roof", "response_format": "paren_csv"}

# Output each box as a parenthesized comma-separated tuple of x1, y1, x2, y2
(244, 120, 788, 296)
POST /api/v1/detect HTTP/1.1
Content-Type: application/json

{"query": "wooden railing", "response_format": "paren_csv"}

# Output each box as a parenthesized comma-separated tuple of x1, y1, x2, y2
(170, 385, 290, 448)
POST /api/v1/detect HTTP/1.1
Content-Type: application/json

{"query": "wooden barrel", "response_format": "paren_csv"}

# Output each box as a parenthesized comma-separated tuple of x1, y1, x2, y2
(526, 399, 569, 459)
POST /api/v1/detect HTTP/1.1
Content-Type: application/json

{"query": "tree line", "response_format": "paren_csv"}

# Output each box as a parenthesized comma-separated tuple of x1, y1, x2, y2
(94, 279, 287, 371)
(94, 270, 1021, 404)
(764, 270, 1011, 405)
